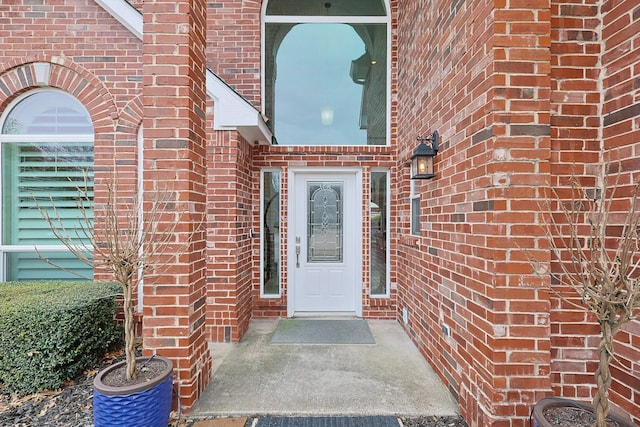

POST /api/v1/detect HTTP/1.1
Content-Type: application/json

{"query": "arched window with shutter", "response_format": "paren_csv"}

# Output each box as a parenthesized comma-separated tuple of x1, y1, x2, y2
(0, 89, 94, 281)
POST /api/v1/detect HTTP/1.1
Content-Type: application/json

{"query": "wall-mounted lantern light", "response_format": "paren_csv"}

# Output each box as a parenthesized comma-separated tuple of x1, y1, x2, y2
(410, 131, 439, 179)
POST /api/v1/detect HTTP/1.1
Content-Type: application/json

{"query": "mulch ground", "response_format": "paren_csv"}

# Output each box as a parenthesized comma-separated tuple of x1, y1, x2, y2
(0, 347, 122, 427)
(0, 347, 468, 427)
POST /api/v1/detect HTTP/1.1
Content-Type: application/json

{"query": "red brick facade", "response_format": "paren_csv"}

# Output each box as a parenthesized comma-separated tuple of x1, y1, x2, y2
(397, 1, 554, 424)
(395, 0, 640, 425)
(0, 0, 638, 424)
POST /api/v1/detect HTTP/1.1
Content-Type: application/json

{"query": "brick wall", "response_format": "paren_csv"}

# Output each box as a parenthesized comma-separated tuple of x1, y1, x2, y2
(206, 0, 262, 108)
(549, 0, 640, 423)
(0, 1, 141, 111)
(600, 0, 640, 418)
(548, 0, 640, 422)
(397, 0, 554, 425)
(203, 0, 267, 342)
(396, 0, 640, 425)
(206, 129, 255, 342)
(549, 0, 603, 408)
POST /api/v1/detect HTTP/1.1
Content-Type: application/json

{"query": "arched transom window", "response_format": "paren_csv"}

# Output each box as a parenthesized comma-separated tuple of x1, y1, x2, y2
(264, 0, 389, 146)
(0, 90, 94, 281)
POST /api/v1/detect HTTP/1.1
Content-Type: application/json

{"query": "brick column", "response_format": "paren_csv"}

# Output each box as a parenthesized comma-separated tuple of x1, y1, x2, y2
(142, 0, 211, 411)
(481, 2, 554, 424)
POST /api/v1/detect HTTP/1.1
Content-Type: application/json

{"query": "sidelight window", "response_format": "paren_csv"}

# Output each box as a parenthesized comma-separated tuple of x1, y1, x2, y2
(261, 170, 281, 296)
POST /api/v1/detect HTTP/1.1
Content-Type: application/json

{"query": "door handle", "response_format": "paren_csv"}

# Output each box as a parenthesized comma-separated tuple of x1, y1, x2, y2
(295, 237, 301, 268)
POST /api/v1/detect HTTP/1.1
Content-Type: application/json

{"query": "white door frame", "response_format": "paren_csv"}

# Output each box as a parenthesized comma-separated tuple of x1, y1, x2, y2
(287, 167, 363, 317)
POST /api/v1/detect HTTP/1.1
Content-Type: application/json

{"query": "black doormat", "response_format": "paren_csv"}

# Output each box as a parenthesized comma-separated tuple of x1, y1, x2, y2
(270, 319, 375, 344)
(256, 416, 399, 427)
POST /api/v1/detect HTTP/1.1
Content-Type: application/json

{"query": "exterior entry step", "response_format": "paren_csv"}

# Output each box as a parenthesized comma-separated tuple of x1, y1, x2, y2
(255, 416, 400, 427)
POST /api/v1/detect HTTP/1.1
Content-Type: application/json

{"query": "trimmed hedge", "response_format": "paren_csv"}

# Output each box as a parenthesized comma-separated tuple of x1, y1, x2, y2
(0, 281, 122, 395)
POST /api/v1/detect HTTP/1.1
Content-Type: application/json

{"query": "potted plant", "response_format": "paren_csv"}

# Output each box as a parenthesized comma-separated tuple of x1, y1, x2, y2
(36, 178, 190, 427)
(531, 159, 640, 427)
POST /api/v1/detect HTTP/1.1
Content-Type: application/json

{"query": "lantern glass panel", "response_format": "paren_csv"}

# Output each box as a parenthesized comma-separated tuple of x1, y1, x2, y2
(411, 155, 434, 179)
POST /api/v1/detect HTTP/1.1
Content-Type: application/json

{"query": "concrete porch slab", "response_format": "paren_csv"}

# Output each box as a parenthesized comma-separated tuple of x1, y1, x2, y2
(191, 319, 459, 418)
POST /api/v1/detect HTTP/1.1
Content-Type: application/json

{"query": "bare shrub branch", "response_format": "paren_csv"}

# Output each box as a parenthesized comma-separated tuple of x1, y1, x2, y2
(539, 158, 640, 427)
(34, 174, 202, 382)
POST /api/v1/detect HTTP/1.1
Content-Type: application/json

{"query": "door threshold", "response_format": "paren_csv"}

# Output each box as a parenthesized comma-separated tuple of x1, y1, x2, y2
(290, 311, 359, 319)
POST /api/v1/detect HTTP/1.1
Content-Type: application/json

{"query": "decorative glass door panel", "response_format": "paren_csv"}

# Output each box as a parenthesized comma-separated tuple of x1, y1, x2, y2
(307, 182, 343, 263)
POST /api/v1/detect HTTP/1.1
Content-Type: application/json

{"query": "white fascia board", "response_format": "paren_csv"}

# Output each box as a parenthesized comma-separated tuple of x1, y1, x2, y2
(95, 0, 142, 39)
(94, 0, 272, 145)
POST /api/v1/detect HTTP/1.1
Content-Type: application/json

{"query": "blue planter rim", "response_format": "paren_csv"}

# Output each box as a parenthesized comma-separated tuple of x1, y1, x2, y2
(93, 355, 173, 396)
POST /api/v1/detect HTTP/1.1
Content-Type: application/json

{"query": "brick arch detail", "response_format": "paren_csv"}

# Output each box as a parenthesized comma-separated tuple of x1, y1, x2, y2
(244, 0, 261, 12)
(117, 95, 143, 136)
(111, 95, 142, 183)
(0, 57, 118, 134)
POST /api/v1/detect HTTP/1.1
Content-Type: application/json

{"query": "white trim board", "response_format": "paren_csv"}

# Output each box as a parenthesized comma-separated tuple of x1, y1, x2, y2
(94, 0, 272, 145)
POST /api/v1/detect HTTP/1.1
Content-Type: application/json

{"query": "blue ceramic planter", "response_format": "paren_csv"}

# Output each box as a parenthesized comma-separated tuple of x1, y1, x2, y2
(93, 355, 173, 427)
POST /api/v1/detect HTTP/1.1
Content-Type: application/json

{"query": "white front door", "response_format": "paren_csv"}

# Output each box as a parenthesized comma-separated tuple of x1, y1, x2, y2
(289, 170, 362, 317)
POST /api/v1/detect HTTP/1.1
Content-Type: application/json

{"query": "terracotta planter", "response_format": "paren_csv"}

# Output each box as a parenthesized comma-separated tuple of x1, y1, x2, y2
(531, 397, 634, 427)
(93, 355, 173, 427)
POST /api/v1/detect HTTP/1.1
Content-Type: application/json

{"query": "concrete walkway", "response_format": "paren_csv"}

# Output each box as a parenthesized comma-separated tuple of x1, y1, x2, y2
(191, 319, 459, 418)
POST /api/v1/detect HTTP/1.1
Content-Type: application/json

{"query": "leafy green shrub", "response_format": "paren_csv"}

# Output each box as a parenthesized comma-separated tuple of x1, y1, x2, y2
(0, 281, 122, 395)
